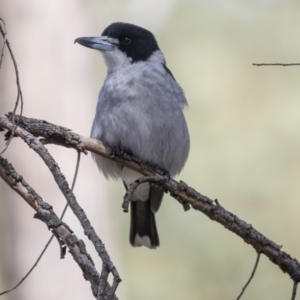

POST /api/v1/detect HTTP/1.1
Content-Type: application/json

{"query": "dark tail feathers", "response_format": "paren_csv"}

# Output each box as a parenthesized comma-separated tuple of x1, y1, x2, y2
(130, 200, 159, 249)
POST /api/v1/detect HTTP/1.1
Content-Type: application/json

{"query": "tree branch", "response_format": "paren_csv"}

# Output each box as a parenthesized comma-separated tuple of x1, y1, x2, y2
(236, 252, 261, 299)
(0, 19, 23, 155)
(253, 63, 300, 67)
(0, 151, 81, 296)
(0, 156, 117, 299)
(0, 113, 121, 299)
(1, 112, 300, 285)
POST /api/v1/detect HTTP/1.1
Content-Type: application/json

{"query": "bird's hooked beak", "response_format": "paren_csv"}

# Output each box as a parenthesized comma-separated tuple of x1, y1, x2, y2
(74, 36, 115, 52)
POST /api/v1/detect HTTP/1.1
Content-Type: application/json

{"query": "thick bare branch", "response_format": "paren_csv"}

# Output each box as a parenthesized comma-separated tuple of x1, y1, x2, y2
(1, 113, 300, 284)
(0, 113, 121, 299)
(0, 156, 115, 298)
(0, 150, 81, 296)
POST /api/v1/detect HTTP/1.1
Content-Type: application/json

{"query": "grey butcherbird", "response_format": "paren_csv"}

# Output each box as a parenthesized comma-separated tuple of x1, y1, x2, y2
(75, 22, 190, 249)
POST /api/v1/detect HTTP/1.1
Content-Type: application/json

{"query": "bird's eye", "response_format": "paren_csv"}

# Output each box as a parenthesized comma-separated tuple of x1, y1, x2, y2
(121, 37, 131, 45)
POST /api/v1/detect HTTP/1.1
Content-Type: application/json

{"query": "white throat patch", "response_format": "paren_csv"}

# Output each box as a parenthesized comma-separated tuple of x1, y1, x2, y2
(101, 49, 165, 73)
(101, 48, 130, 73)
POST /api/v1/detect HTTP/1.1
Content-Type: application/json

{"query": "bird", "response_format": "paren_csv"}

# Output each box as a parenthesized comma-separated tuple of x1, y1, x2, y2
(75, 22, 190, 249)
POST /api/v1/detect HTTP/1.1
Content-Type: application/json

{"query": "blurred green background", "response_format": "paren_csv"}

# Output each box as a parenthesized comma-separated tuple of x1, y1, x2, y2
(1, 0, 300, 299)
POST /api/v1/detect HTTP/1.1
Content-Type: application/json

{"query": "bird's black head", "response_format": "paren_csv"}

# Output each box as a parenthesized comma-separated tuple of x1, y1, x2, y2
(75, 22, 160, 64)
(75, 22, 166, 73)
(101, 22, 160, 63)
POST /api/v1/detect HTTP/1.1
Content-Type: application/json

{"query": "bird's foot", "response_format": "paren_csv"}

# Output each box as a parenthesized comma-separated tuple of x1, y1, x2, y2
(140, 160, 171, 187)
(110, 147, 133, 161)
(150, 163, 171, 186)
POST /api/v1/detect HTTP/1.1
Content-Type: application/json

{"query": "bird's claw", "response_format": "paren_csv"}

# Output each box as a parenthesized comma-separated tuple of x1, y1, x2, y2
(111, 147, 133, 161)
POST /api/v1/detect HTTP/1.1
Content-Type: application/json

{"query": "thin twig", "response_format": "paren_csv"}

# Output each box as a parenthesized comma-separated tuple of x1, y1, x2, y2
(0, 234, 55, 296)
(253, 63, 300, 67)
(0, 18, 7, 69)
(236, 252, 261, 300)
(0, 151, 81, 297)
(60, 151, 81, 220)
(291, 281, 298, 300)
(0, 19, 24, 155)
